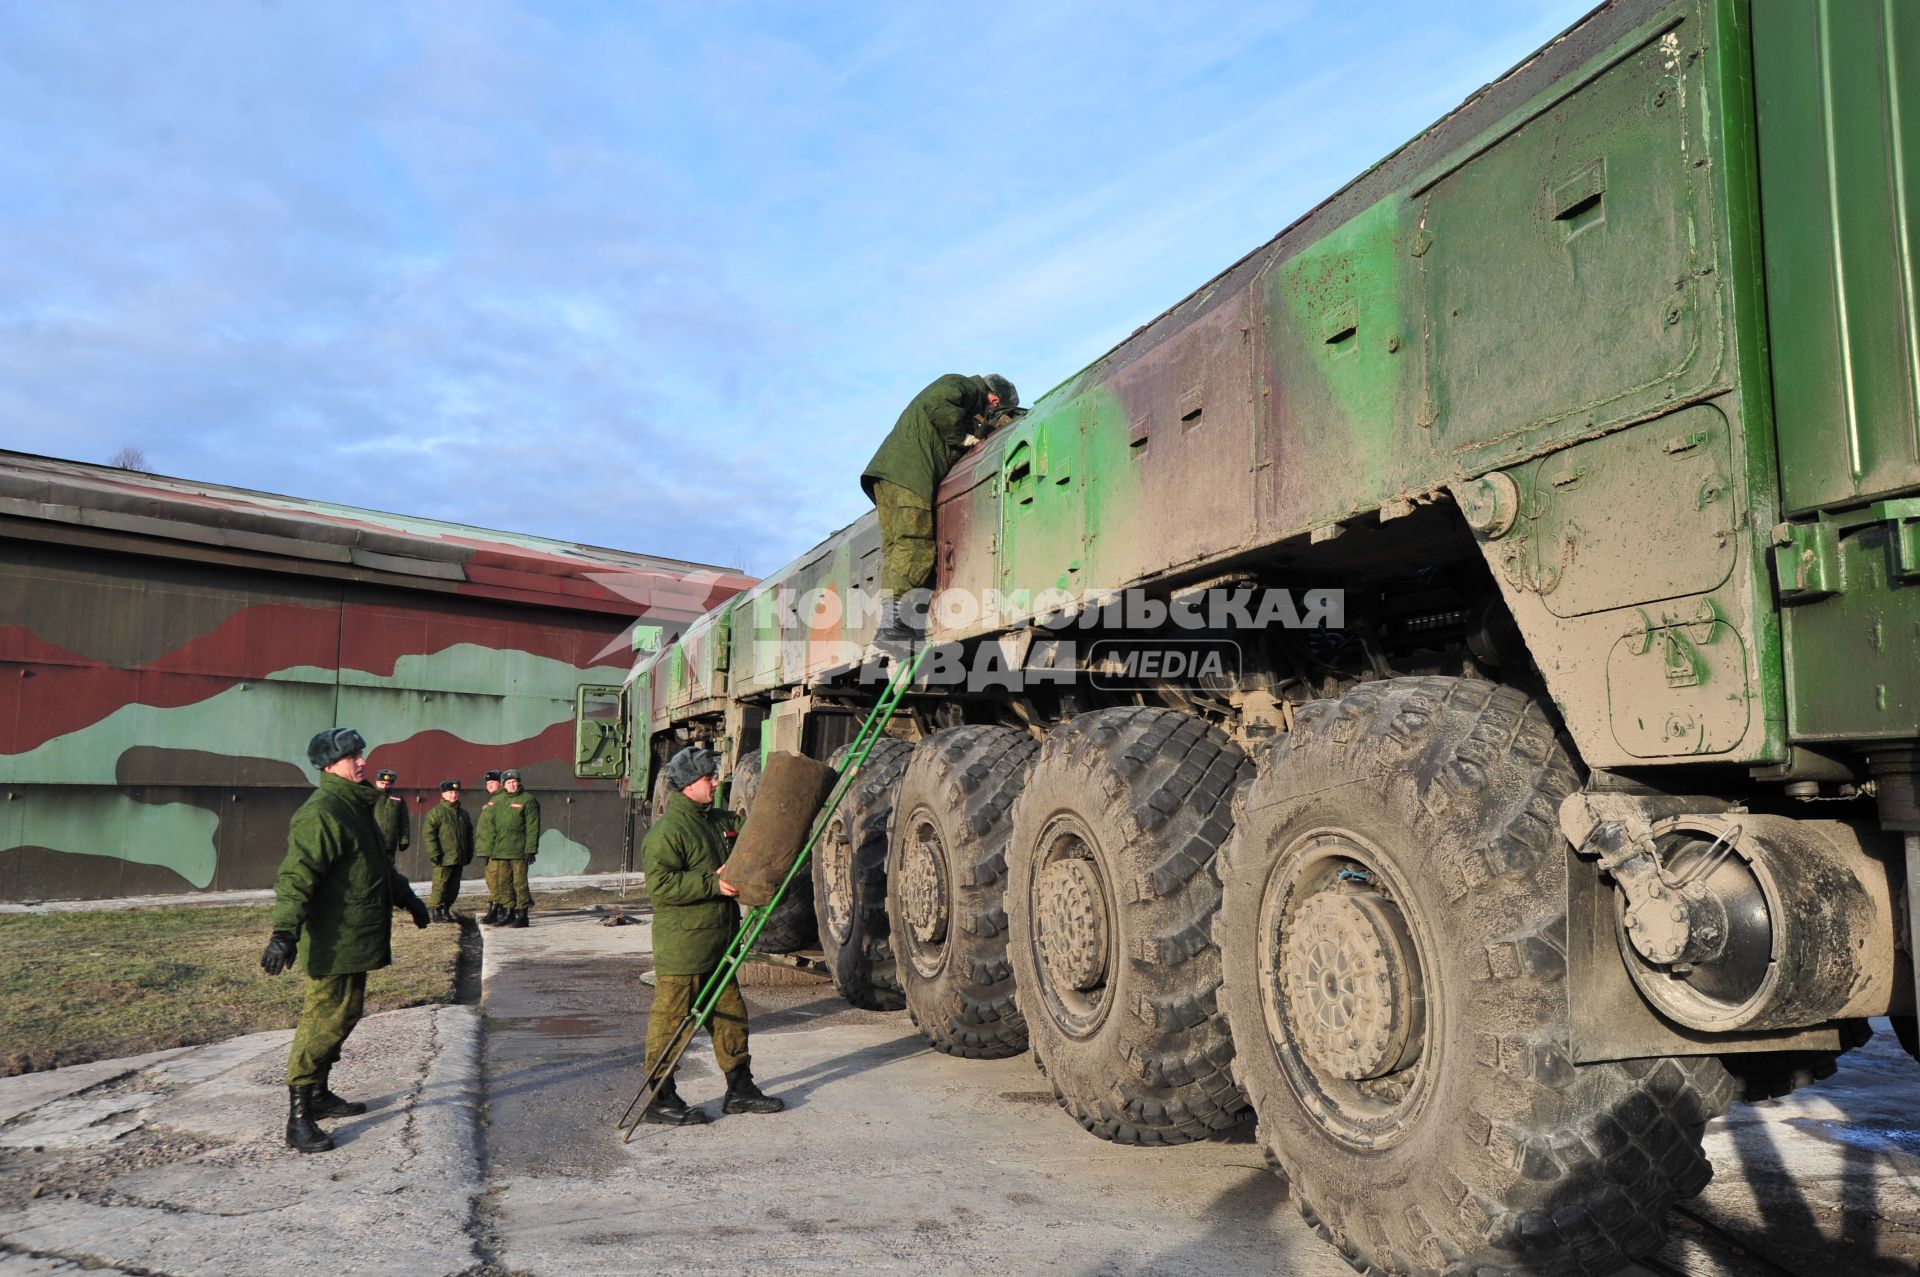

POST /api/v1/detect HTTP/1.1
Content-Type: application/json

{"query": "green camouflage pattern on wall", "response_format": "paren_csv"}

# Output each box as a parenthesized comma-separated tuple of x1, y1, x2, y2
(1, 454, 751, 901)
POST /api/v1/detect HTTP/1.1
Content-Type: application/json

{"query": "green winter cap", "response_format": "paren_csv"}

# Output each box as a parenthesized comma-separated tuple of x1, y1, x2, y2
(983, 373, 1017, 410)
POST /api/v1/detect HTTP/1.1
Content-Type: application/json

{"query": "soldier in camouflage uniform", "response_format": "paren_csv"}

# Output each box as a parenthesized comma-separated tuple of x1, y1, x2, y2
(481, 769, 540, 928)
(476, 770, 506, 924)
(421, 778, 473, 922)
(861, 372, 1016, 650)
(371, 767, 410, 862)
(260, 727, 431, 1153)
(638, 746, 784, 1125)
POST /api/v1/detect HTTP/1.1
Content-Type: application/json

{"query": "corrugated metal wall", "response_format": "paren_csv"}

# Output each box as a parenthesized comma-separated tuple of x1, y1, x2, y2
(1, 541, 634, 901)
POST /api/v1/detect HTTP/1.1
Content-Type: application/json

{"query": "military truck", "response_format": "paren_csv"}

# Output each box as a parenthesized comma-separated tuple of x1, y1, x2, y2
(575, 2, 1918, 1272)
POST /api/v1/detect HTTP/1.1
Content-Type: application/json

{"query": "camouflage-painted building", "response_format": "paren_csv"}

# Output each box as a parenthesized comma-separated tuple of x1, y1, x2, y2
(0, 450, 753, 902)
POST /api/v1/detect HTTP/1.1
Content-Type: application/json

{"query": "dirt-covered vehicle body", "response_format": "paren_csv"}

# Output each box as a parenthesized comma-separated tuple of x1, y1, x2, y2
(580, 3, 1917, 1272)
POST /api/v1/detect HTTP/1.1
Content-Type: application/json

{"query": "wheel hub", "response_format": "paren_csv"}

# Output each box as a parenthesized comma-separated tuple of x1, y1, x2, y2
(1037, 858, 1108, 992)
(1280, 888, 1421, 1081)
(902, 823, 949, 946)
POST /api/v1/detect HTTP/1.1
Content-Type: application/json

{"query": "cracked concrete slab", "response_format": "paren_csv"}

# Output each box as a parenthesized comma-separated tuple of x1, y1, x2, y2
(0, 1252, 87, 1274)
(139, 1036, 280, 1091)
(0, 1007, 483, 1277)
(0, 1095, 163, 1151)
(0, 1052, 189, 1130)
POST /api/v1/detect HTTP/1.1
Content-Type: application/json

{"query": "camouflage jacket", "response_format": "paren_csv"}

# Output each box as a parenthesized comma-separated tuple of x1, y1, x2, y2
(481, 790, 540, 861)
(421, 800, 474, 868)
(860, 373, 992, 503)
(474, 791, 501, 857)
(642, 792, 742, 975)
(270, 772, 422, 978)
(372, 789, 410, 856)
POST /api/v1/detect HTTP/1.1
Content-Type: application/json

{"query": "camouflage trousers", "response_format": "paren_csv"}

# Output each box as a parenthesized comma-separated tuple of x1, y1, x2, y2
(496, 859, 532, 908)
(285, 971, 367, 1086)
(645, 971, 749, 1077)
(872, 479, 935, 597)
(429, 863, 462, 910)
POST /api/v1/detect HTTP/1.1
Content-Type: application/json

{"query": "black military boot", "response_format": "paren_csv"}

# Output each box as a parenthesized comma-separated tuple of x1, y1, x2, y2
(868, 596, 914, 662)
(285, 1084, 335, 1153)
(482, 903, 501, 925)
(721, 1065, 786, 1115)
(641, 1076, 710, 1126)
(311, 1069, 367, 1118)
(510, 907, 530, 929)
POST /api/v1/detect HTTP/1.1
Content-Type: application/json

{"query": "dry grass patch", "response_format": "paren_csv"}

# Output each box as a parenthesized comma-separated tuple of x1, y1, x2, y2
(0, 904, 461, 1077)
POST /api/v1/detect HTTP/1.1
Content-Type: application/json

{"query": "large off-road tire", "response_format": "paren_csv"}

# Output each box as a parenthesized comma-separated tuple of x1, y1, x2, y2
(731, 750, 818, 954)
(650, 764, 672, 825)
(1219, 677, 1737, 1277)
(888, 725, 1038, 1059)
(1721, 1019, 1873, 1102)
(1006, 707, 1252, 1145)
(813, 738, 913, 1011)
(728, 748, 764, 814)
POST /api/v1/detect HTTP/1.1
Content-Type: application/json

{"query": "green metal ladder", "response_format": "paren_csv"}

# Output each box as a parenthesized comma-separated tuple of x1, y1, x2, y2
(616, 647, 928, 1140)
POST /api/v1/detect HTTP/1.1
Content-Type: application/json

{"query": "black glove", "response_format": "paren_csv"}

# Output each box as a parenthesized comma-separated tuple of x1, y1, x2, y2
(260, 931, 297, 975)
(405, 896, 431, 929)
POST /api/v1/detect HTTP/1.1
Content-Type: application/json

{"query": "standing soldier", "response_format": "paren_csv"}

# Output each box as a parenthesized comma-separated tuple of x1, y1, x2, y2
(639, 746, 784, 1125)
(371, 767, 410, 864)
(260, 727, 431, 1153)
(860, 372, 1016, 650)
(487, 769, 541, 928)
(421, 779, 473, 922)
(477, 770, 506, 925)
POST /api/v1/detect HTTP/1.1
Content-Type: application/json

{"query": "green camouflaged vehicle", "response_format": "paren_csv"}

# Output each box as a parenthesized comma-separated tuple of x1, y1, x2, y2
(578, 4, 1918, 1272)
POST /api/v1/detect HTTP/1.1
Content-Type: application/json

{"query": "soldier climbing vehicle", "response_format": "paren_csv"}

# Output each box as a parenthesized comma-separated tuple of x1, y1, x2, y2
(577, 2, 1919, 1273)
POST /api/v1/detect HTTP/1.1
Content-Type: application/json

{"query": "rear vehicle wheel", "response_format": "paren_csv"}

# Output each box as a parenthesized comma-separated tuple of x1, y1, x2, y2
(813, 738, 912, 1011)
(1721, 1019, 1873, 1101)
(731, 750, 817, 953)
(650, 764, 672, 825)
(888, 725, 1037, 1059)
(1219, 677, 1736, 1277)
(1006, 707, 1252, 1145)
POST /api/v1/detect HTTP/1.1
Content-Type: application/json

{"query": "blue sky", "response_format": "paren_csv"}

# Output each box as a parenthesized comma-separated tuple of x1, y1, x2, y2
(0, 1, 1589, 577)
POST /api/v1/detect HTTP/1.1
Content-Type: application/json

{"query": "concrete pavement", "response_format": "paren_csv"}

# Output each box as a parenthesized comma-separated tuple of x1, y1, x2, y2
(477, 900, 1357, 1277)
(0, 1006, 482, 1276)
(2, 894, 1915, 1276)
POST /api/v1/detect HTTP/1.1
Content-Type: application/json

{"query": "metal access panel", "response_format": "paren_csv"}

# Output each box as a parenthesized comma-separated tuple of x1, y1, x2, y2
(1420, 6, 1723, 466)
(1754, 0, 1920, 515)
(934, 442, 1002, 637)
(997, 397, 1087, 602)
